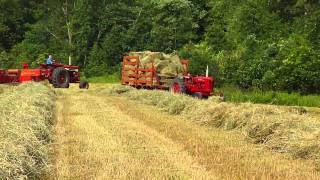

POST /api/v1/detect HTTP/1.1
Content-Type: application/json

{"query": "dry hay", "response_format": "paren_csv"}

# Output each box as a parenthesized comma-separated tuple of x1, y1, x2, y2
(0, 82, 55, 179)
(101, 85, 135, 95)
(106, 85, 320, 169)
(0, 84, 10, 94)
(129, 51, 185, 77)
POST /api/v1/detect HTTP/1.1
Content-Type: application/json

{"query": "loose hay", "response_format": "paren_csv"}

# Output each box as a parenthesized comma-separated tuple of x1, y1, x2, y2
(100, 85, 135, 95)
(106, 85, 320, 168)
(0, 82, 55, 179)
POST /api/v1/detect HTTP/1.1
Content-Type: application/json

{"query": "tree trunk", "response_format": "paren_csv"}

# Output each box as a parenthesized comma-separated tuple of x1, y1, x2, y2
(67, 21, 72, 65)
(63, 0, 73, 65)
(69, 54, 72, 65)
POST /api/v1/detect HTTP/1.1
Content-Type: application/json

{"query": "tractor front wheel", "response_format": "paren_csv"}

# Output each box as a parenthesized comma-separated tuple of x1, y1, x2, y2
(170, 77, 186, 94)
(52, 67, 70, 88)
(79, 81, 89, 89)
(192, 92, 203, 99)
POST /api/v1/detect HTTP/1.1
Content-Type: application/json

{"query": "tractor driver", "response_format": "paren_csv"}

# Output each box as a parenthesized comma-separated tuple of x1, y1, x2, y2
(47, 55, 53, 65)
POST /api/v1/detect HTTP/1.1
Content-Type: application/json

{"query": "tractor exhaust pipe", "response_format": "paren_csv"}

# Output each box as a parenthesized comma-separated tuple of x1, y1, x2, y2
(206, 65, 209, 77)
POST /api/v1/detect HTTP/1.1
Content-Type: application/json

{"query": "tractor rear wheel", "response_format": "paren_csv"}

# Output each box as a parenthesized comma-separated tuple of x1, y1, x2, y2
(79, 81, 89, 89)
(170, 77, 186, 94)
(52, 67, 70, 88)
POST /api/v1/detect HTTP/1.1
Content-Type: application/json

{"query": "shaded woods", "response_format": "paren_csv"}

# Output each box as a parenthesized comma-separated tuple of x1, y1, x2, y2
(0, 0, 319, 93)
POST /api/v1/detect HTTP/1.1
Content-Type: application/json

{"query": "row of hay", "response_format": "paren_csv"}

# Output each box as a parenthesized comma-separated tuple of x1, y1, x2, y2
(104, 85, 320, 169)
(0, 83, 55, 179)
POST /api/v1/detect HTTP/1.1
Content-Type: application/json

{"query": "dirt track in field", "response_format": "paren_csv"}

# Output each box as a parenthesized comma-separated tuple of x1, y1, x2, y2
(50, 84, 320, 179)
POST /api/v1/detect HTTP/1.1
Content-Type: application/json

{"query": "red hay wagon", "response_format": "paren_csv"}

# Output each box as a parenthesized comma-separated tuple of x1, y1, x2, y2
(121, 55, 214, 99)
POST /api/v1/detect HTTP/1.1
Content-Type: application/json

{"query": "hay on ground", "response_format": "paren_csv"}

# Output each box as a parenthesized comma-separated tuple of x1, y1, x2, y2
(105, 85, 320, 168)
(0, 84, 10, 94)
(0, 82, 55, 179)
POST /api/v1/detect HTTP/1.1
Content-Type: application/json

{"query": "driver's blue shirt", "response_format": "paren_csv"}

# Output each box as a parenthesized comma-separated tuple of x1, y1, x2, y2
(47, 57, 52, 65)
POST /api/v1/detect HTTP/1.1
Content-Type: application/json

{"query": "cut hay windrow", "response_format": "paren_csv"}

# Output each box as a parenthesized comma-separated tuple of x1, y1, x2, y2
(104, 85, 320, 169)
(0, 82, 55, 179)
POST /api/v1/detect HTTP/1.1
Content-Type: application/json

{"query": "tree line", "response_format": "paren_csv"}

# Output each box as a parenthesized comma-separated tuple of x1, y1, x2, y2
(0, 0, 319, 93)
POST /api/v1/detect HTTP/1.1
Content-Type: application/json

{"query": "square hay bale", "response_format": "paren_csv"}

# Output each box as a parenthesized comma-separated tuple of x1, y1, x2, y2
(130, 51, 185, 77)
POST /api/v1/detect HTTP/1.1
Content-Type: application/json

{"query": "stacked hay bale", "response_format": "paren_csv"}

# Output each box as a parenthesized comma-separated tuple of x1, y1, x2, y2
(129, 51, 185, 86)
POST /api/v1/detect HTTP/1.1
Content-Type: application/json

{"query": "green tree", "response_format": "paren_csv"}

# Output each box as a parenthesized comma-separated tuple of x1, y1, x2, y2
(150, 0, 196, 52)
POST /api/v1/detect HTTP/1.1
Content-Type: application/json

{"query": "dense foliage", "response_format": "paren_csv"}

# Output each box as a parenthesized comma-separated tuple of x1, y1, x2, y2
(0, 0, 319, 93)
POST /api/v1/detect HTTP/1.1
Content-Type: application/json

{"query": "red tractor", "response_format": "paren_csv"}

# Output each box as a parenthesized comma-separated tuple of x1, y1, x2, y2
(170, 74, 214, 99)
(0, 63, 89, 89)
(121, 56, 214, 99)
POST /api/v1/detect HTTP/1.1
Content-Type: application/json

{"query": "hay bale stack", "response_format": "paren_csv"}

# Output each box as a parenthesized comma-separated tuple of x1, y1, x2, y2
(0, 82, 55, 179)
(129, 51, 184, 77)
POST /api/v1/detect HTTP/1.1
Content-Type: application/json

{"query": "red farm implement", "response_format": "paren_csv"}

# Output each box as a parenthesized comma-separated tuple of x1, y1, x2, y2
(0, 63, 89, 89)
(121, 55, 214, 99)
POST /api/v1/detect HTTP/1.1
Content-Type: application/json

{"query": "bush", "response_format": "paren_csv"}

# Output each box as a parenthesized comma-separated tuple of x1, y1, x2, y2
(84, 73, 121, 84)
(218, 86, 320, 107)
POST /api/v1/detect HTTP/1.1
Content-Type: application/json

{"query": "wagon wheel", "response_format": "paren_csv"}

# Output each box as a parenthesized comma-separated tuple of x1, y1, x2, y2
(52, 67, 70, 88)
(170, 77, 186, 94)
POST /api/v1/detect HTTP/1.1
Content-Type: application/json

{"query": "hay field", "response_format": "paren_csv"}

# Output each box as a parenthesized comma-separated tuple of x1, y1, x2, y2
(49, 84, 320, 179)
(2, 83, 319, 179)
(0, 85, 4, 94)
(0, 84, 11, 94)
(0, 83, 55, 179)
(105, 85, 320, 170)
